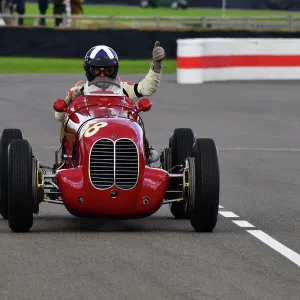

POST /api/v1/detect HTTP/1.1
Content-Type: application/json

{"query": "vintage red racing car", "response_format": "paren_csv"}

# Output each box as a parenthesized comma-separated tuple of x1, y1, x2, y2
(0, 78, 220, 233)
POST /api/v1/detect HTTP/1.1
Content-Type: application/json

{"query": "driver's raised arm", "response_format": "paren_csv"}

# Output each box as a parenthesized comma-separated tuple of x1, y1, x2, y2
(54, 42, 165, 122)
(122, 41, 165, 101)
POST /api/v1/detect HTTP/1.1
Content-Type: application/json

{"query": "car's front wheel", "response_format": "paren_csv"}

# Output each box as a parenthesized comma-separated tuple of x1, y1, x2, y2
(188, 138, 220, 232)
(8, 139, 35, 232)
(0, 128, 23, 219)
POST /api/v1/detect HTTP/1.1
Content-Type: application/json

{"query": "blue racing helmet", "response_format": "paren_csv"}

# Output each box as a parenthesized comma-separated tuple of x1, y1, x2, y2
(84, 45, 119, 81)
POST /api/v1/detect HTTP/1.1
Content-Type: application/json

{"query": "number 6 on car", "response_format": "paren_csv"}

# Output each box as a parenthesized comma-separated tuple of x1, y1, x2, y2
(84, 122, 108, 138)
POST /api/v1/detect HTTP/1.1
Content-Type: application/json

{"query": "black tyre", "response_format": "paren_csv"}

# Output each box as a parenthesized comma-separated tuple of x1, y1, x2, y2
(0, 129, 23, 219)
(8, 139, 34, 232)
(169, 128, 195, 218)
(161, 147, 172, 172)
(169, 128, 195, 171)
(170, 201, 188, 219)
(189, 138, 219, 232)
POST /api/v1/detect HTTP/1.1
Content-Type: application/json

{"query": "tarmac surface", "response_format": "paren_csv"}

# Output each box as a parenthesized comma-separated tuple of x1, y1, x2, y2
(0, 74, 299, 300)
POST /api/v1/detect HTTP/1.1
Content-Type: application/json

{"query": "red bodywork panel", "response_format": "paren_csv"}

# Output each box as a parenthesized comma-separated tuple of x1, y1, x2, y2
(56, 92, 169, 218)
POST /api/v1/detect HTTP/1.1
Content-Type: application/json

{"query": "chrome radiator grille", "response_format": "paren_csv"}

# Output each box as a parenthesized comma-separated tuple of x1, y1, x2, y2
(115, 139, 139, 189)
(89, 138, 139, 190)
(89, 139, 114, 189)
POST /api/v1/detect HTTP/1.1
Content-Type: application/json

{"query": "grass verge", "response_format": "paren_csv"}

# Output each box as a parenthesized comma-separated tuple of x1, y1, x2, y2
(0, 57, 177, 74)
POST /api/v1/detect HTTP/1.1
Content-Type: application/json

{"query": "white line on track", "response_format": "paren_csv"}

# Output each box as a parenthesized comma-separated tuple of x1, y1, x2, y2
(218, 206, 300, 268)
(232, 220, 255, 228)
(247, 230, 300, 267)
(219, 211, 239, 218)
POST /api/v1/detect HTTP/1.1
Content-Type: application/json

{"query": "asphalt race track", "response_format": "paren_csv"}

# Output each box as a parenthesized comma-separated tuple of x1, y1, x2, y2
(0, 74, 299, 299)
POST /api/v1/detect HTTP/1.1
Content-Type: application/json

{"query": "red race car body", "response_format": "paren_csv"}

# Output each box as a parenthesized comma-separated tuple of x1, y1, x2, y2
(1, 78, 220, 233)
(54, 79, 169, 218)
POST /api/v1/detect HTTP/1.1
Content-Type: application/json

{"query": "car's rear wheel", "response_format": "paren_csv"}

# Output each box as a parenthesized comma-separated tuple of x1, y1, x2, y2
(169, 128, 195, 218)
(0, 128, 23, 219)
(169, 128, 195, 170)
(8, 139, 35, 232)
(188, 138, 220, 232)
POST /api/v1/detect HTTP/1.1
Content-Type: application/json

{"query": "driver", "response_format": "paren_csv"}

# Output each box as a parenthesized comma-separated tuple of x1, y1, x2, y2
(55, 41, 165, 164)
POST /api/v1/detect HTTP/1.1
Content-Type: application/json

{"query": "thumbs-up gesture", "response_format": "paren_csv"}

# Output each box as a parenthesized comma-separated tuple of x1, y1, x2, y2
(152, 41, 166, 73)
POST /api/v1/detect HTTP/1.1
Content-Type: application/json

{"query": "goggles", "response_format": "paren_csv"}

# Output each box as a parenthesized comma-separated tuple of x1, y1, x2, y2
(90, 66, 115, 77)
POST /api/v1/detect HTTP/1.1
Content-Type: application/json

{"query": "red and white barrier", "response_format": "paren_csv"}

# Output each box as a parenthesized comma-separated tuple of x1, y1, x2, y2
(176, 38, 300, 84)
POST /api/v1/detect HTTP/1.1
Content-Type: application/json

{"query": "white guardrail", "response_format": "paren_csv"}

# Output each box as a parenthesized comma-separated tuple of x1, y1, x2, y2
(176, 38, 300, 84)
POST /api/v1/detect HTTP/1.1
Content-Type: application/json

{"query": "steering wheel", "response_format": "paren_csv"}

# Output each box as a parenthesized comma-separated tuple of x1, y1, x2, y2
(87, 78, 122, 91)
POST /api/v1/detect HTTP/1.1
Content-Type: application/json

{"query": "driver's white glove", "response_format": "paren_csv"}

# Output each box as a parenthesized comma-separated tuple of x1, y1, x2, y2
(65, 86, 82, 105)
(151, 41, 165, 73)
